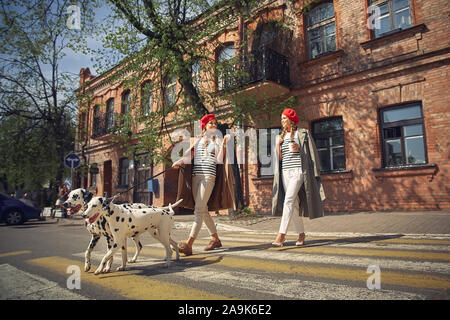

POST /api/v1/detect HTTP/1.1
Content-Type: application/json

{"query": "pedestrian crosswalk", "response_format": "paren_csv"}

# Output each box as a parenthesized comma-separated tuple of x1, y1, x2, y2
(18, 231, 450, 300)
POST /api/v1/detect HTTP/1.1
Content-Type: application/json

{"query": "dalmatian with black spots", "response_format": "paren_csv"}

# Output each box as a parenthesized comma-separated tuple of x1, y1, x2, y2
(82, 196, 182, 274)
(63, 188, 151, 273)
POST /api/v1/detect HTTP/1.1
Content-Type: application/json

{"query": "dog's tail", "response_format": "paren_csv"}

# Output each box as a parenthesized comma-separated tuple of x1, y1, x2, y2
(165, 199, 183, 215)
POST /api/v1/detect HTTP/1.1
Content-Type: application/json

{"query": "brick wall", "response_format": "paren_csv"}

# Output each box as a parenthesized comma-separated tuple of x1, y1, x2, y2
(77, 0, 449, 212)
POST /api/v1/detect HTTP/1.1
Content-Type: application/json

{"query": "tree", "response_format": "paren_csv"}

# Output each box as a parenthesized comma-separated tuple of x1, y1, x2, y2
(81, 0, 302, 165)
(0, 0, 98, 193)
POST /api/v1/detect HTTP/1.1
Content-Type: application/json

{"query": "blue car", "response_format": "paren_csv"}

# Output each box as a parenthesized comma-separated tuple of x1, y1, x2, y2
(0, 192, 42, 225)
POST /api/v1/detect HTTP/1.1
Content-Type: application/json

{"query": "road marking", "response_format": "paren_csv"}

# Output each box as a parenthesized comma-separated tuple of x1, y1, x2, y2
(0, 250, 31, 258)
(0, 263, 88, 300)
(211, 236, 450, 252)
(27, 256, 234, 300)
(176, 268, 427, 300)
(188, 239, 450, 261)
(139, 247, 450, 290)
(224, 233, 450, 245)
(223, 230, 450, 240)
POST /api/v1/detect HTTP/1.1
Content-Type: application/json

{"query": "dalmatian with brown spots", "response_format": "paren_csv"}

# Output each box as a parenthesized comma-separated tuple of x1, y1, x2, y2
(82, 196, 182, 275)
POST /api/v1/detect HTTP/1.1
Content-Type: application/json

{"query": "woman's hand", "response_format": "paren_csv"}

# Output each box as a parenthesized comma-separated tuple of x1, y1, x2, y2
(172, 159, 184, 169)
(290, 142, 300, 153)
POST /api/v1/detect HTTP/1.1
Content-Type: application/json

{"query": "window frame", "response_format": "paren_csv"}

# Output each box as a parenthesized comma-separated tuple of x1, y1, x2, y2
(140, 81, 153, 116)
(379, 102, 428, 168)
(216, 43, 236, 91)
(164, 76, 177, 107)
(105, 98, 115, 130)
(369, 0, 413, 39)
(121, 90, 130, 128)
(119, 157, 130, 187)
(305, 1, 337, 60)
(312, 117, 347, 173)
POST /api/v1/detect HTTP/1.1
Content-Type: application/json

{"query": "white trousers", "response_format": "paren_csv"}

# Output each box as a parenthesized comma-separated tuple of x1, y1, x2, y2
(189, 174, 217, 239)
(279, 168, 305, 235)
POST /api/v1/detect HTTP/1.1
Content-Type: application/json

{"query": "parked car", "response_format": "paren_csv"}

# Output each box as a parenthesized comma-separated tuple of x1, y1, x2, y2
(0, 192, 42, 225)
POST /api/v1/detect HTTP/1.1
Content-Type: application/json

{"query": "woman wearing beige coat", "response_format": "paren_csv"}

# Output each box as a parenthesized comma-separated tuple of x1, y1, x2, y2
(173, 114, 236, 256)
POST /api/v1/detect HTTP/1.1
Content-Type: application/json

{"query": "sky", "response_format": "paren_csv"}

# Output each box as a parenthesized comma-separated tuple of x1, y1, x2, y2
(59, 3, 113, 78)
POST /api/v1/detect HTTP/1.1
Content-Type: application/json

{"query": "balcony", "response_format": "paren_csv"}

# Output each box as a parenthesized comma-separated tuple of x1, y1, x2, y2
(92, 112, 131, 140)
(224, 46, 290, 101)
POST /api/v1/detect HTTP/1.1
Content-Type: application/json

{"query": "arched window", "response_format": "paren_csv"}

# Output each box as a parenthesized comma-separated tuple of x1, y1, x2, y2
(305, 1, 336, 59)
(141, 81, 153, 116)
(121, 91, 130, 128)
(105, 98, 114, 130)
(216, 43, 235, 90)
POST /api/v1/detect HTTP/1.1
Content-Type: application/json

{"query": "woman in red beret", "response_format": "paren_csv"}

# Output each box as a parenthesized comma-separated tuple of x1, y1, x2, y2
(172, 114, 235, 256)
(271, 108, 326, 246)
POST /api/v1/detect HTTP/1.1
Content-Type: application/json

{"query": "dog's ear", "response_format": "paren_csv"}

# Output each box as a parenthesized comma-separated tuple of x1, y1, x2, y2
(83, 191, 93, 204)
(101, 197, 111, 210)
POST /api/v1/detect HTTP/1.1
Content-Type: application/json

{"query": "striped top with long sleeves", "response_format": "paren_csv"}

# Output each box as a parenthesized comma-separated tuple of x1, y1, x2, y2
(192, 137, 217, 176)
(281, 132, 302, 171)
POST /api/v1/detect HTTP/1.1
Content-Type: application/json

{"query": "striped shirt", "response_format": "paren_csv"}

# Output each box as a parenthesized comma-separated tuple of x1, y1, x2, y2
(281, 133, 302, 171)
(193, 138, 217, 176)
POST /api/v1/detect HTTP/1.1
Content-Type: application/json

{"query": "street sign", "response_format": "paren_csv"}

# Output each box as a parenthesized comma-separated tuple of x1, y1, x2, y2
(64, 153, 81, 169)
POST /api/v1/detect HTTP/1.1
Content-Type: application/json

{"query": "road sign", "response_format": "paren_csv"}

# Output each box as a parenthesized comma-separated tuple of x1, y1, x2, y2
(64, 153, 81, 169)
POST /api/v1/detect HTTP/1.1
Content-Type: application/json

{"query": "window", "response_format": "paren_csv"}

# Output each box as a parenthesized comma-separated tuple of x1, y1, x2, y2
(121, 91, 130, 128)
(105, 98, 115, 130)
(369, 0, 412, 38)
(217, 44, 236, 90)
(141, 81, 153, 116)
(90, 163, 98, 187)
(119, 158, 129, 186)
(380, 103, 427, 167)
(312, 117, 346, 172)
(191, 62, 201, 90)
(164, 76, 176, 107)
(259, 127, 281, 177)
(305, 1, 337, 59)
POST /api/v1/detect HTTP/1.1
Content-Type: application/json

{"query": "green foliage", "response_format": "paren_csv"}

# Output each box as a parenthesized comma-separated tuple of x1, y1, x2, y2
(0, 0, 97, 192)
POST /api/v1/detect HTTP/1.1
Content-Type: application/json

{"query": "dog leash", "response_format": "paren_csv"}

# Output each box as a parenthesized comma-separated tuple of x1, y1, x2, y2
(109, 165, 191, 204)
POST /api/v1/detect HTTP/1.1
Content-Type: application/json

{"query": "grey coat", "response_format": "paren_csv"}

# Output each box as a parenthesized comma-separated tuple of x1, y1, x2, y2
(272, 128, 326, 219)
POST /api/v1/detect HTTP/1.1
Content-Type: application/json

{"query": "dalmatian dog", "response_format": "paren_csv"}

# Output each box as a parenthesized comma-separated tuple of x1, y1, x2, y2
(63, 188, 151, 272)
(82, 196, 182, 275)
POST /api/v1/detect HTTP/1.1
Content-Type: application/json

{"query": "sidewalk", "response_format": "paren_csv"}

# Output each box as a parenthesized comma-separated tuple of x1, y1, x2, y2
(58, 210, 450, 235)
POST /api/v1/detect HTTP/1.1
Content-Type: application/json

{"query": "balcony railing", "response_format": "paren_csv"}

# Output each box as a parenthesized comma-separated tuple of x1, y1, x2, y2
(244, 46, 290, 87)
(219, 46, 290, 91)
(92, 112, 130, 139)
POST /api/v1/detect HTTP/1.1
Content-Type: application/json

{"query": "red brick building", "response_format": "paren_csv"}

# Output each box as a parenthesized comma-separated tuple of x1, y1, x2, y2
(75, 0, 450, 213)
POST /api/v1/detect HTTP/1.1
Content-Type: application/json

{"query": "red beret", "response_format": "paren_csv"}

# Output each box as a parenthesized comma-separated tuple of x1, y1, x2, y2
(200, 114, 216, 130)
(282, 108, 299, 124)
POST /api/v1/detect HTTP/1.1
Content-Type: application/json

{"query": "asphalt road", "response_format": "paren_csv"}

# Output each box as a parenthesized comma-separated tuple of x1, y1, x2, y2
(0, 217, 449, 304)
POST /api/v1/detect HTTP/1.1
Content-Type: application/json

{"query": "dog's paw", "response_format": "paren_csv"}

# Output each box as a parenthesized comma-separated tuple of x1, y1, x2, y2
(116, 266, 127, 272)
(84, 263, 91, 272)
(94, 268, 103, 275)
(128, 258, 137, 263)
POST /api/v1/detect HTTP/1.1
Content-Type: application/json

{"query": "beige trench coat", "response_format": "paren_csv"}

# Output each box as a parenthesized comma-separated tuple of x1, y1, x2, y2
(175, 139, 236, 212)
(272, 128, 326, 219)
